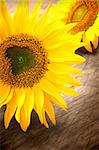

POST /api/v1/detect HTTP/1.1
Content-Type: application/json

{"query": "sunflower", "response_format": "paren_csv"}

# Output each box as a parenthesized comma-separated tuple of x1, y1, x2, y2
(51, 0, 99, 52)
(0, 0, 85, 131)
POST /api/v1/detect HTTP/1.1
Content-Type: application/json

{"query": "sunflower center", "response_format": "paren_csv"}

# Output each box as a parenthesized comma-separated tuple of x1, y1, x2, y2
(6, 46, 36, 75)
(72, 5, 87, 22)
(0, 34, 49, 88)
(66, 0, 98, 33)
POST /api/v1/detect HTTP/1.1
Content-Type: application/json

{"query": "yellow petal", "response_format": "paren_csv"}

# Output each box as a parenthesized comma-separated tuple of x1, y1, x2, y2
(46, 93, 66, 111)
(0, 0, 12, 36)
(43, 25, 76, 48)
(30, 0, 43, 21)
(44, 97, 56, 125)
(40, 23, 66, 42)
(0, 20, 8, 39)
(20, 87, 34, 131)
(24, 88, 34, 126)
(15, 88, 25, 123)
(27, 0, 43, 34)
(4, 90, 17, 129)
(82, 28, 95, 52)
(43, 111, 49, 128)
(33, 85, 44, 124)
(55, 83, 78, 96)
(0, 84, 11, 108)
(84, 43, 93, 53)
(39, 78, 67, 110)
(45, 71, 81, 86)
(48, 62, 83, 75)
(92, 36, 98, 49)
(20, 106, 28, 132)
(0, 88, 14, 108)
(13, 0, 29, 34)
(48, 50, 86, 63)
(33, 3, 51, 37)
(31, 0, 43, 18)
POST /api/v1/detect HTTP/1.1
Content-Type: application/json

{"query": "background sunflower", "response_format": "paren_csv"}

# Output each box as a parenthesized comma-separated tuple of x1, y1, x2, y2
(50, 0, 99, 52)
(0, 0, 85, 131)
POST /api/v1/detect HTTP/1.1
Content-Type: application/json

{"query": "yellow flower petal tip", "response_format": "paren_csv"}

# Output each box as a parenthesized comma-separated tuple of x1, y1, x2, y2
(0, 0, 85, 131)
(52, 0, 99, 52)
(4, 122, 9, 130)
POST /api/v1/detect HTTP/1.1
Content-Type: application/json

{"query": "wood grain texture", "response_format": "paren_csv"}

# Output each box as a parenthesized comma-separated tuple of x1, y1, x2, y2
(0, 48, 99, 150)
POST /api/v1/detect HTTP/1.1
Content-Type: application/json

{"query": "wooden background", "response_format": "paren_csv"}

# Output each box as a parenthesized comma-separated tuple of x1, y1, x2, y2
(0, 0, 99, 150)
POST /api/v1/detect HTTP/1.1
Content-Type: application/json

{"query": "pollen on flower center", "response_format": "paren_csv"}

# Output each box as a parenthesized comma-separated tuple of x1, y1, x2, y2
(66, 0, 98, 34)
(0, 34, 49, 88)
